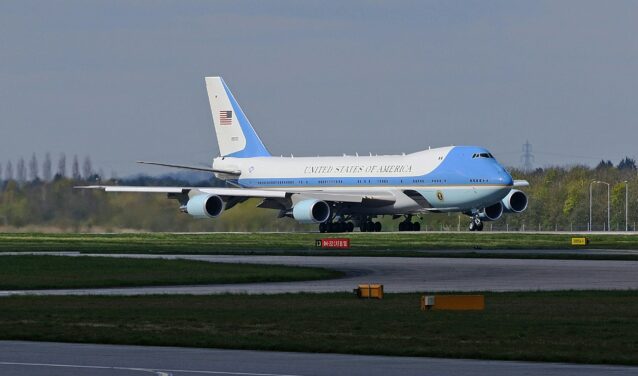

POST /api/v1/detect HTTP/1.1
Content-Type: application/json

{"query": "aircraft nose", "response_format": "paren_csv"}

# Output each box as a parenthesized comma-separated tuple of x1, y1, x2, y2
(495, 164, 513, 186)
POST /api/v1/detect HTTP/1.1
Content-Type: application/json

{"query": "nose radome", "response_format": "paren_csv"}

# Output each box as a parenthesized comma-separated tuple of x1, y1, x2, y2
(494, 164, 513, 185)
(500, 170, 513, 186)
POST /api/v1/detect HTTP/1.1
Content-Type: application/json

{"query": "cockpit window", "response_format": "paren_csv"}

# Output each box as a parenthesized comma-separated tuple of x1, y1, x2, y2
(472, 153, 494, 159)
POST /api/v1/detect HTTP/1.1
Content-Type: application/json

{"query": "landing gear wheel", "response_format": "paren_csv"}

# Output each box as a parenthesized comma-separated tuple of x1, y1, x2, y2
(347, 222, 355, 232)
(319, 222, 327, 233)
(374, 222, 382, 232)
(365, 221, 374, 232)
(469, 217, 483, 232)
(412, 222, 421, 231)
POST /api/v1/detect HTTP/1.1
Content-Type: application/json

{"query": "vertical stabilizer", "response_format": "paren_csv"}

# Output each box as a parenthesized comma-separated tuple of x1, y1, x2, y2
(205, 77, 271, 158)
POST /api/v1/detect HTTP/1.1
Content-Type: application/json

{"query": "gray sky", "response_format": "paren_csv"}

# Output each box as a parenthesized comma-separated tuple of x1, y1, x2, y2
(1, 0, 637, 176)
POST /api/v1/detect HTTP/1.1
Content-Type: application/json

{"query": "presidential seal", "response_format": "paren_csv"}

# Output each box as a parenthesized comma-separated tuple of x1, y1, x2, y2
(436, 191, 444, 201)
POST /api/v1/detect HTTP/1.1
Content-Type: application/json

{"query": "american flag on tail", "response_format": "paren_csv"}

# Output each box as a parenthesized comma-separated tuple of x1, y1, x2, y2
(219, 110, 233, 125)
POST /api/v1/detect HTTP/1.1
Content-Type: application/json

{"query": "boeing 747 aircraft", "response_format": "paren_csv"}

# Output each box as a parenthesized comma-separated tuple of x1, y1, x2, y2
(81, 77, 529, 232)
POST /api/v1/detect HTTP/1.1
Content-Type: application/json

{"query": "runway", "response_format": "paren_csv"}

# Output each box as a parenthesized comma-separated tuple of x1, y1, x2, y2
(0, 341, 635, 376)
(2, 254, 638, 295)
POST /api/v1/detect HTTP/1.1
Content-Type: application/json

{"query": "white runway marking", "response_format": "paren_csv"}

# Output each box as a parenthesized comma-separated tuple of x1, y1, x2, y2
(0, 361, 303, 376)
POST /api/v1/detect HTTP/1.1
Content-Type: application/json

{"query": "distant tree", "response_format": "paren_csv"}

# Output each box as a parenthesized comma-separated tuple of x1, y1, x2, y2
(16, 158, 26, 183)
(57, 153, 67, 178)
(72, 155, 80, 180)
(5, 161, 13, 181)
(82, 156, 93, 180)
(28, 153, 39, 181)
(42, 152, 52, 182)
(617, 157, 637, 171)
(596, 160, 613, 169)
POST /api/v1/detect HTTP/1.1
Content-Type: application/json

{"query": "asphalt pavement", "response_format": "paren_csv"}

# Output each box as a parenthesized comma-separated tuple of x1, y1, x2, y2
(0, 341, 636, 376)
(1, 254, 637, 295)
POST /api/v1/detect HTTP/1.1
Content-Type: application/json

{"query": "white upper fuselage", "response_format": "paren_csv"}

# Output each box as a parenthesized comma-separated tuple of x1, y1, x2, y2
(213, 145, 514, 213)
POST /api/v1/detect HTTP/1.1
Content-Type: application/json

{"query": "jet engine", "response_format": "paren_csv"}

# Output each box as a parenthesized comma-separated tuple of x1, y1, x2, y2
(502, 189, 528, 213)
(186, 194, 225, 219)
(478, 202, 504, 221)
(292, 199, 331, 224)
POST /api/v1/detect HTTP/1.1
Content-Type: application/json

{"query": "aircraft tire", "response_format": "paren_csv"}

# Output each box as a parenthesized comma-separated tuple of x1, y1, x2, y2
(319, 223, 327, 233)
(413, 222, 420, 231)
(374, 222, 382, 232)
(366, 222, 375, 232)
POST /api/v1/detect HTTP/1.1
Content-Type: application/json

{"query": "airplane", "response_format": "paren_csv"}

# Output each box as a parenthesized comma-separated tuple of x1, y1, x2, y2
(79, 77, 529, 232)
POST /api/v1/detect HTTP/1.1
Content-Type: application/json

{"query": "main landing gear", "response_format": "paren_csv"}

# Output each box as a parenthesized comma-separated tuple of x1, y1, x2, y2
(318, 216, 382, 233)
(398, 215, 421, 232)
(319, 221, 355, 233)
(359, 219, 382, 232)
(468, 215, 484, 231)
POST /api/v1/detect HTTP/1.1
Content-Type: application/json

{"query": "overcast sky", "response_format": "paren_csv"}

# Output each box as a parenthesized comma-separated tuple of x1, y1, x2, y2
(1, 0, 637, 176)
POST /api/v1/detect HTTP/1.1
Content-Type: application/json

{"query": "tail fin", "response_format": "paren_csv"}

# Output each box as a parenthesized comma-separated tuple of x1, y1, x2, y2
(205, 77, 271, 158)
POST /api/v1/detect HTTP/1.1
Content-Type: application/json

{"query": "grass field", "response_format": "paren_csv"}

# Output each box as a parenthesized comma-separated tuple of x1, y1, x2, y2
(0, 255, 341, 289)
(0, 232, 637, 259)
(0, 291, 636, 365)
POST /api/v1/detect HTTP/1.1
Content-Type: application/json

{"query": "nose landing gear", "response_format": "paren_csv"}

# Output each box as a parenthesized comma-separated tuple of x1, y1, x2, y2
(468, 215, 484, 231)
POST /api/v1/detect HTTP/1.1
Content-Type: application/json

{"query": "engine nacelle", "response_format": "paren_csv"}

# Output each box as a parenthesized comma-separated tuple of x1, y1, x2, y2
(186, 194, 225, 219)
(292, 199, 331, 224)
(479, 202, 504, 221)
(502, 189, 528, 213)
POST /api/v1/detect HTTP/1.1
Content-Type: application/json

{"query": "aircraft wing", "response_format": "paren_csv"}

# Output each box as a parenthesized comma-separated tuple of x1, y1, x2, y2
(75, 186, 396, 205)
(294, 191, 396, 205)
(77, 186, 287, 198)
(513, 180, 530, 187)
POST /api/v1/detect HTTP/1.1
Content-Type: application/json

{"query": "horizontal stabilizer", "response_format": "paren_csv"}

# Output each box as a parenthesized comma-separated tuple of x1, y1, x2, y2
(136, 161, 240, 175)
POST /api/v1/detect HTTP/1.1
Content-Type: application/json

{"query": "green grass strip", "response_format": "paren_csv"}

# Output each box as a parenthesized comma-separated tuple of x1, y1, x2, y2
(0, 233, 638, 260)
(0, 291, 636, 365)
(0, 255, 342, 289)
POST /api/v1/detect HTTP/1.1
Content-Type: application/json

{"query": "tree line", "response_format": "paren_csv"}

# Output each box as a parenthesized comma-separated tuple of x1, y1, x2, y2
(0, 155, 636, 232)
(0, 153, 101, 183)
